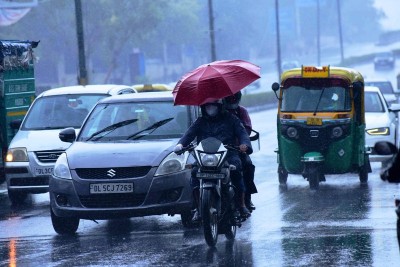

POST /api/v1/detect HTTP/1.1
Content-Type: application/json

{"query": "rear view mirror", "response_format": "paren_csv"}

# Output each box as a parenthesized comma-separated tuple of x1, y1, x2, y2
(374, 141, 397, 155)
(271, 82, 280, 100)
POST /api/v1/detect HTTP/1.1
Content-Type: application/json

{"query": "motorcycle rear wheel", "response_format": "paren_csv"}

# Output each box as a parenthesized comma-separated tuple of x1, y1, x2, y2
(202, 189, 218, 247)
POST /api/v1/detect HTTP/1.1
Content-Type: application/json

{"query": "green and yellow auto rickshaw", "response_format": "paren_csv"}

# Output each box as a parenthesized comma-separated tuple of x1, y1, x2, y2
(271, 66, 371, 189)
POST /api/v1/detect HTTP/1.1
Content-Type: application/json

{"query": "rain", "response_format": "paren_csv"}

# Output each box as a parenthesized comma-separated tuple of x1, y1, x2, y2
(1, 0, 400, 266)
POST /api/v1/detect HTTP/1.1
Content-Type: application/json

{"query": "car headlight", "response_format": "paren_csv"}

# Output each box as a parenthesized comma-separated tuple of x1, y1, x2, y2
(366, 127, 390, 135)
(6, 147, 28, 162)
(53, 153, 72, 179)
(155, 151, 189, 176)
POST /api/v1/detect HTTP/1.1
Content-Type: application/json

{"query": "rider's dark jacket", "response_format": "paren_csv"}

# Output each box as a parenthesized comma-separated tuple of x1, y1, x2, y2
(178, 110, 253, 160)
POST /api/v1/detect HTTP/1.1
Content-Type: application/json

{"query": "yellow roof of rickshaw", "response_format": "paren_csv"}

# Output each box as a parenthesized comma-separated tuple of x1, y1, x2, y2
(281, 66, 364, 84)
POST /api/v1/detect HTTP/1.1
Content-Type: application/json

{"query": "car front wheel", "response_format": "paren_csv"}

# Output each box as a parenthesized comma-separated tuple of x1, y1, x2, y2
(51, 208, 79, 235)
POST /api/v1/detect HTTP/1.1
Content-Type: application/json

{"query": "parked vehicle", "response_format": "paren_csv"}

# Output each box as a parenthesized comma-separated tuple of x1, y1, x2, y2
(374, 51, 395, 70)
(5, 85, 136, 205)
(179, 137, 245, 247)
(49, 92, 199, 235)
(365, 86, 400, 167)
(272, 66, 370, 189)
(365, 80, 397, 104)
(373, 141, 400, 251)
(0, 40, 39, 183)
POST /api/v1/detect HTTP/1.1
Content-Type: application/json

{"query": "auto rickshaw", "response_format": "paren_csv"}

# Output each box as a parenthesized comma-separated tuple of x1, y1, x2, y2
(271, 66, 371, 189)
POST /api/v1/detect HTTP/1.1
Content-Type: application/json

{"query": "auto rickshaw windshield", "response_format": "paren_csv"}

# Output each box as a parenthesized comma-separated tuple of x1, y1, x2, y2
(280, 78, 352, 112)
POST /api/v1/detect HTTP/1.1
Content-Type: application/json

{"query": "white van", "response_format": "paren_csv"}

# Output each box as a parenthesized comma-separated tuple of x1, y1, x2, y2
(5, 85, 136, 205)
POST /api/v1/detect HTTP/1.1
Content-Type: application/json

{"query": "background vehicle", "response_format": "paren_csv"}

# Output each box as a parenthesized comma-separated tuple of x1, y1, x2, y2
(132, 83, 172, 92)
(365, 86, 400, 167)
(272, 66, 370, 189)
(49, 92, 199, 235)
(5, 85, 136, 205)
(364, 80, 397, 104)
(0, 40, 39, 183)
(281, 60, 300, 72)
(373, 51, 395, 70)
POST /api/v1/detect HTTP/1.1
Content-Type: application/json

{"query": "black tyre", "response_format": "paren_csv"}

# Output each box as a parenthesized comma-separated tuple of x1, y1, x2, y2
(224, 223, 237, 240)
(202, 189, 218, 247)
(8, 191, 28, 205)
(359, 155, 369, 183)
(308, 172, 319, 190)
(51, 208, 79, 235)
(180, 210, 196, 228)
(278, 165, 288, 185)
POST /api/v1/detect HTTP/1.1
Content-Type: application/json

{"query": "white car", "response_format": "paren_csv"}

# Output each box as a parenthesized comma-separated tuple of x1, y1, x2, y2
(365, 80, 397, 105)
(5, 84, 137, 205)
(365, 86, 400, 166)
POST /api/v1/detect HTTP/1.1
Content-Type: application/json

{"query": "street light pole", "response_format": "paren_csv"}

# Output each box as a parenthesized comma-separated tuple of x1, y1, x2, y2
(275, 0, 282, 80)
(74, 0, 87, 85)
(316, 0, 321, 66)
(336, 0, 344, 63)
(208, 0, 217, 61)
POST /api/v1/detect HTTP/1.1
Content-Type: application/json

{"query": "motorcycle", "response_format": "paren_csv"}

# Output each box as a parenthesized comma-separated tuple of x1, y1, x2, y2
(373, 141, 400, 251)
(179, 137, 248, 247)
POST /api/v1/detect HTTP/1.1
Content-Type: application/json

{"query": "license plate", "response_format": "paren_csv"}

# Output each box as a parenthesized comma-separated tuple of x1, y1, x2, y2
(90, 183, 134, 194)
(34, 167, 54, 176)
(196, 173, 225, 179)
(306, 117, 322, 126)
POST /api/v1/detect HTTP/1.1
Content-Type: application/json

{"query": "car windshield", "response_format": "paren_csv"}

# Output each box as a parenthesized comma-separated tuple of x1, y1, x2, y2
(280, 78, 351, 112)
(364, 82, 393, 94)
(78, 101, 189, 141)
(22, 94, 107, 130)
(365, 91, 385, 113)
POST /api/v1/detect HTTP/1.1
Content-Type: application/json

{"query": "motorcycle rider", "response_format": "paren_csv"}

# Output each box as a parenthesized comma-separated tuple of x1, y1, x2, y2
(223, 92, 257, 211)
(174, 99, 253, 221)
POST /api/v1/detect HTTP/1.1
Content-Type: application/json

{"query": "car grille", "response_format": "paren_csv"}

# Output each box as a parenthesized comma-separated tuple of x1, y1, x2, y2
(35, 150, 64, 163)
(9, 177, 49, 186)
(75, 167, 151, 179)
(79, 193, 146, 208)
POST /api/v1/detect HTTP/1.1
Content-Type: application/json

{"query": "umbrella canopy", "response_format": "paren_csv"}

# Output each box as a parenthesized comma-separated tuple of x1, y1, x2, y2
(172, 59, 261, 106)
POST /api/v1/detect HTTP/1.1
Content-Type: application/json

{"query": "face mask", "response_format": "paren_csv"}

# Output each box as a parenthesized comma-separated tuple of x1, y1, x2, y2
(205, 105, 219, 117)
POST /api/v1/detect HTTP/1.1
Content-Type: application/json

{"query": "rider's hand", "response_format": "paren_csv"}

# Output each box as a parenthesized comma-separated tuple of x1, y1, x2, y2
(239, 144, 248, 153)
(174, 144, 183, 153)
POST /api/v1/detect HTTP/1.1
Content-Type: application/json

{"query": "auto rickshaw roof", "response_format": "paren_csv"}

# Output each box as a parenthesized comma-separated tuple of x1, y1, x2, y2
(281, 66, 364, 84)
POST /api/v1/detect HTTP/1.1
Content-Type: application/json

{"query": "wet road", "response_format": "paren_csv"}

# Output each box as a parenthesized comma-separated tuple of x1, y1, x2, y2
(1, 109, 400, 266)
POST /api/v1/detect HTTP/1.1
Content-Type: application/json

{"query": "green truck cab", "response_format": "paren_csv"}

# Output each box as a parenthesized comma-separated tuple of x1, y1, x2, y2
(0, 40, 38, 182)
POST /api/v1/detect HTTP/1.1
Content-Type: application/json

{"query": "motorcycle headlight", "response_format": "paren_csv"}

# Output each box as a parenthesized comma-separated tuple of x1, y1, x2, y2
(6, 147, 28, 162)
(199, 153, 221, 167)
(53, 153, 72, 179)
(331, 126, 343, 138)
(287, 127, 298, 138)
(155, 151, 189, 176)
(366, 127, 390, 135)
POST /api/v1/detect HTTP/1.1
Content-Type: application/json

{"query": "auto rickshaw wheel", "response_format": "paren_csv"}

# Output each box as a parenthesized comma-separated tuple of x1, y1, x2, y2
(308, 173, 320, 190)
(278, 165, 288, 185)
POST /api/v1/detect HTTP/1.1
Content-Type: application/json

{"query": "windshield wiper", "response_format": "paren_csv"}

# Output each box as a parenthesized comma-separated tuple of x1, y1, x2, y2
(127, 117, 173, 140)
(86, 119, 138, 141)
(313, 88, 325, 115)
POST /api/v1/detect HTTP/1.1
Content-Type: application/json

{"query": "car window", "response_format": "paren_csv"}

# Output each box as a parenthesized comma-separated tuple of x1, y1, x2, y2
(78, 101, 189, 141)
(365, 92, 385, 113)
(22, 94, 107, 130)
(365, 82, 393, 94)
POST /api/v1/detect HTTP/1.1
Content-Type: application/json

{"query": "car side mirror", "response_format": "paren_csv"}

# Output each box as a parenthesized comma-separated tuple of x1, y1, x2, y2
(59, 127, 76, 143)
(9, 119, 22, 130)
(389, 103, 400, 112)
(374, 141, 398, 155)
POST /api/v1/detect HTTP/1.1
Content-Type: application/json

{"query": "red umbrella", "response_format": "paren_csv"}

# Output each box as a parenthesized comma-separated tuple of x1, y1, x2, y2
(172, 59, 261, 106)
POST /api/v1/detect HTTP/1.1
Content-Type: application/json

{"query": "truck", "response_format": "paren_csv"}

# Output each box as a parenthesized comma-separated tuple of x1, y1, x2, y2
(0, 40, 39, 183)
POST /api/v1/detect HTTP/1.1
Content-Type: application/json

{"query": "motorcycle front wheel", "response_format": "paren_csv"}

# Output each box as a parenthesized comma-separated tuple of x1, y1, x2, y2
(202, 189, 218, 247)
